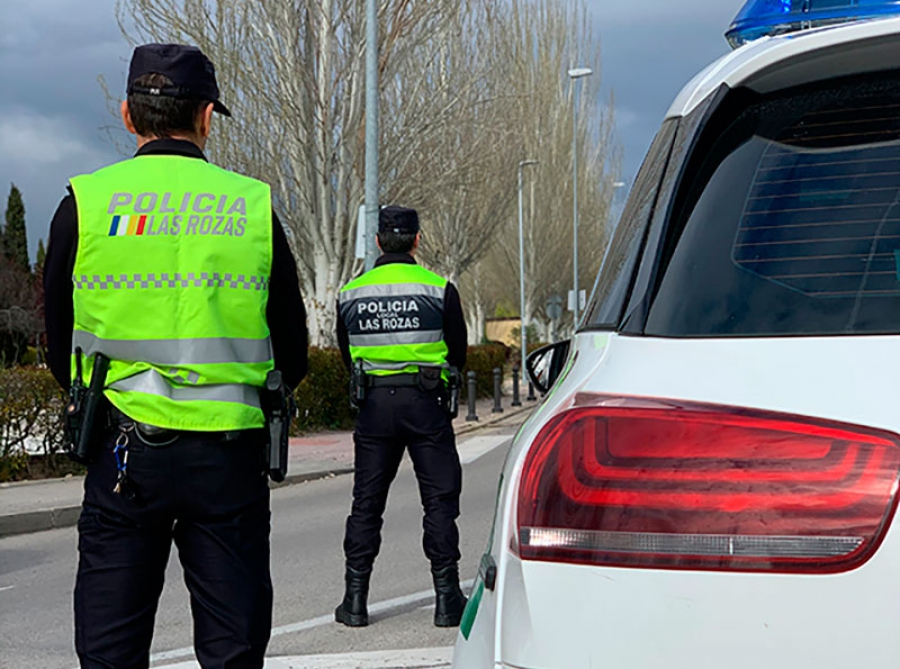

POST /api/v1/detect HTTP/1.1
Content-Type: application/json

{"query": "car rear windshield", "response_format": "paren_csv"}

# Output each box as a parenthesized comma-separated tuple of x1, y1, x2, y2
(645, 73, 900, 337)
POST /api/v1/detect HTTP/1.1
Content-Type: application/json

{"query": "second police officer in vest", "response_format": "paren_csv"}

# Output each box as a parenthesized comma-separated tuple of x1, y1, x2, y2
(335, 206, 469, 628)
(43, 44, 308, 668)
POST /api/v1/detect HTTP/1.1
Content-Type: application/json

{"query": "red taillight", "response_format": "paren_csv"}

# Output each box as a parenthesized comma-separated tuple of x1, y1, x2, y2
(516, 395, 900, 573)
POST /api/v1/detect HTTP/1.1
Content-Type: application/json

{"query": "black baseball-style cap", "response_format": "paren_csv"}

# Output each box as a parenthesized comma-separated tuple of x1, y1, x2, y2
(127, 43, 231, 117)
(378, 206, 420, 234)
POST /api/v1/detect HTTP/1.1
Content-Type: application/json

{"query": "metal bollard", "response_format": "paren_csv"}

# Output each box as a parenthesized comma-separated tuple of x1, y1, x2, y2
(512, 365, 522, 406)
(492, 367, 504, 413)
(527, 380, 537, 402)
(466, 371, 478, 421)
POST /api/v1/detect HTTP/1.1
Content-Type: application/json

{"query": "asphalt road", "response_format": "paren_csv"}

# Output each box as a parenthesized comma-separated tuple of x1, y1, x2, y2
(0, 422, 517, 669)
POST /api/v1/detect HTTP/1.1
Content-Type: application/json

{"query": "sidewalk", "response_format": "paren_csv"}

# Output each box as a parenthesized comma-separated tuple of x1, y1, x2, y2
(0, 395, 535, 538)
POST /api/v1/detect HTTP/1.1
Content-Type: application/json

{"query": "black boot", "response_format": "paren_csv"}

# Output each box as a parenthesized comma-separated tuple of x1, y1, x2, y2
(432, 564, 468, 627)
(335, 565, 371, 627)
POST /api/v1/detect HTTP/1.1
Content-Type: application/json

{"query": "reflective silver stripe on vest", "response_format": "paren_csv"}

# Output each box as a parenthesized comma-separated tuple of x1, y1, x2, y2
(109, 369, 261, 408)
(362, 361, 449, 372)
(339, 282, 444, 303)
(73, 331, 273, 365)
(347, 329, 444, 347)
(72, 272, 269, 291)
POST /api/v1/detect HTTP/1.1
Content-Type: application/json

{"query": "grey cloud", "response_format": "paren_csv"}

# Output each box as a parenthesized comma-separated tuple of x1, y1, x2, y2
(586, 0, 744, 183)
(0, 0, 129, 255)
(2, 0, 751, 260)
(590, 0, 742, 25)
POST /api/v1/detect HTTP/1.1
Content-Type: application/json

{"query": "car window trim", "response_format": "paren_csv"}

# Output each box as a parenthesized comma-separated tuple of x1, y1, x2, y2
(581, 120, 680, 332)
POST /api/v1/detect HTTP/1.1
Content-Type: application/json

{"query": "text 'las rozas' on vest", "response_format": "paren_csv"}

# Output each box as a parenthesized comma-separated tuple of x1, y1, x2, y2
(357, 299, 422, 331)
(107, 191, 248, 237)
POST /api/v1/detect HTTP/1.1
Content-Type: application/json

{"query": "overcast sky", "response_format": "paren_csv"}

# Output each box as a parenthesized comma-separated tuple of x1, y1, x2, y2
(0, 0, 744, 260)
(588, 0, 743, 180)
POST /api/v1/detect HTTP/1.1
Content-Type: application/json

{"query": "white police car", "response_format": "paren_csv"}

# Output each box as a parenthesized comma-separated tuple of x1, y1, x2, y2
(453, 1, 900, 667)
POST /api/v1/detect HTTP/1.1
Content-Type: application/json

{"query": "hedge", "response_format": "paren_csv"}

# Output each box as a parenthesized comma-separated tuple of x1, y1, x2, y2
(293, 347, 354, 433)
(462, 343, 508, 399)
(0, 344, 511, 480)
(0, 367, 68, 480)
(291, 344, 509, 428)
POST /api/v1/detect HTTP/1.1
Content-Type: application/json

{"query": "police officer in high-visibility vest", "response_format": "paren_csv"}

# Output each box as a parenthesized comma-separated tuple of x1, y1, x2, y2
(335, 206, 468, 628)
(43, 44, 308, 668)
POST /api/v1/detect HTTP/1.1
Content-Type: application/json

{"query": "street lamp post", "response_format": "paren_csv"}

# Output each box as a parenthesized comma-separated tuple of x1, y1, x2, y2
(568, 66, 593, 328)
(518, 159, 538, 383)
(364, 0, 380, 271)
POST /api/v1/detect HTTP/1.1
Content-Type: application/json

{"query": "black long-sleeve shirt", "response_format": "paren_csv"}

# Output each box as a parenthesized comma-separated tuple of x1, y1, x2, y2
(44, 138, 308, 390)
(336, 252, 467, 371)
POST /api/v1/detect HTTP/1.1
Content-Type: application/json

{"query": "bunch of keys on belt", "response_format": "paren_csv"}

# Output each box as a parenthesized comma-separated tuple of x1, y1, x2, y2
(113, 426, 137, 501)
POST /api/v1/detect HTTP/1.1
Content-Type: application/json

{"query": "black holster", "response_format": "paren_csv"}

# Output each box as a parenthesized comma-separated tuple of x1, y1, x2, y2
(349, 359, 366, 409)
(420, 366, 460, 419)
(262, 370, 295, 482)
(64, 350, 110, 465)
(445, 367, 460, 419)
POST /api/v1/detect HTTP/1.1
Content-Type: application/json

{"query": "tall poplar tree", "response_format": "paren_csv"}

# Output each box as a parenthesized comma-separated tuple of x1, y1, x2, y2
(35, 239, 46, 272)
(4, 184, 29, 272)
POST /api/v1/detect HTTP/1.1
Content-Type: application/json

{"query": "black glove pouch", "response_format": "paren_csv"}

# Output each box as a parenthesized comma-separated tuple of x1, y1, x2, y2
(417, 366, 442, 392)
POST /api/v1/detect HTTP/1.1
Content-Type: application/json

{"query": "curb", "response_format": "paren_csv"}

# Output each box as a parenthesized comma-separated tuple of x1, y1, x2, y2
(455, 400, 535, 437)
(269, 466, 356, 490)
(0, 467, 355, 540)
(0, 506, 82, 538)
(0, 402, 536, 539)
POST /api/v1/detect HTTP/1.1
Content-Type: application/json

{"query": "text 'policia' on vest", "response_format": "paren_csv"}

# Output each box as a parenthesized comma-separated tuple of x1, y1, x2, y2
(106, 190, 250, 237)
(68, 153, 274, 432)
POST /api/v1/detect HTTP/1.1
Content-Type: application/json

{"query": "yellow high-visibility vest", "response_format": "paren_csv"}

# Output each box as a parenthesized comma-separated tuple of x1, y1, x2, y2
(69, 154, 274, 431)
(339, 263, 449, 378)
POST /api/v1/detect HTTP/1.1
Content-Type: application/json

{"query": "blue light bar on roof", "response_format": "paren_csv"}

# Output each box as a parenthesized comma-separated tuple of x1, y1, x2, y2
(726, 0, 900, 49)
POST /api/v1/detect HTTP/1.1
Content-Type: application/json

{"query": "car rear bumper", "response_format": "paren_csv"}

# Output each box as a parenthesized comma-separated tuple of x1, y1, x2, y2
(481, 538, 900, 669)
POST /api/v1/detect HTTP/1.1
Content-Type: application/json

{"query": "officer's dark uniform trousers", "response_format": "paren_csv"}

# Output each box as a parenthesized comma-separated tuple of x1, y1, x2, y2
(344, 385, 462, 572)
(75, 425, 271, 669)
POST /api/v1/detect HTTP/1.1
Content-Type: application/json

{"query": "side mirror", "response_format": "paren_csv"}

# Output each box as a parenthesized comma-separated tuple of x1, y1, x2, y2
(525, 340, 571, 395)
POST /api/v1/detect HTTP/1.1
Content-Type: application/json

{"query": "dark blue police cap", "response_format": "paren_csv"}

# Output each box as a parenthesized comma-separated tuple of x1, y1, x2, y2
(127, 43, 231, 117)
(378, 206, 420, 234)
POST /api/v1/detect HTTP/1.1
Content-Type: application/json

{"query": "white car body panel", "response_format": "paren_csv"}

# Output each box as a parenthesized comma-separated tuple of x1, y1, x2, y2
(457, 334, 900, 667)
(491, 334, 900, 668)
(504, 546, 900, 668)
(453, 14, 900, 669)
(454, 332, 900, 669)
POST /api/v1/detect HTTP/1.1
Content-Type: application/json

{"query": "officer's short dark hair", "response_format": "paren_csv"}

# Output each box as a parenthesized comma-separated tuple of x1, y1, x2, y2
(377, 230, 418, 254)
(127, 73, 210, 138)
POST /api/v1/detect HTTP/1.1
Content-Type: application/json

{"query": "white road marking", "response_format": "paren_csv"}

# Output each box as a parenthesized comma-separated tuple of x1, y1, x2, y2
(150, 580, 473, 666)
(0, 585, 14, 593)
(277, 647, 453, 668)
(158, 647, 453, 668)
(457, 434, 509, 464)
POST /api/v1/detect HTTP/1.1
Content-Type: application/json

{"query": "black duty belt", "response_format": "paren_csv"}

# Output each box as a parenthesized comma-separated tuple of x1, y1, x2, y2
(367, 373, 420, 388)
(108, 407, 249, 444)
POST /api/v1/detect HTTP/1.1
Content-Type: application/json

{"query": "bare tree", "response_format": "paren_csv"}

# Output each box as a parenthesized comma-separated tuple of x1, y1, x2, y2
(115, 0, 618, 347)
(469, 0, 620, 345)
(380, 1, 522, 285)
(118, 0, 457, 345)
(0, 257, 41, 366)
